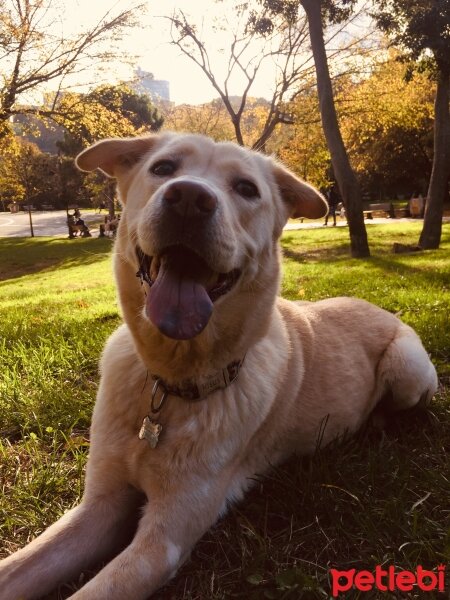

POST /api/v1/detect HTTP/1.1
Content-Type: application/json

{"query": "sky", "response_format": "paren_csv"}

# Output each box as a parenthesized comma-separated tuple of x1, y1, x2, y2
(51, 0, 277, 105)
(23, 0, 372, 107)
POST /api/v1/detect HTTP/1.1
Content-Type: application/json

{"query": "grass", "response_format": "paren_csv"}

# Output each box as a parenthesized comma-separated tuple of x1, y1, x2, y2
(0, 223, 449, 599)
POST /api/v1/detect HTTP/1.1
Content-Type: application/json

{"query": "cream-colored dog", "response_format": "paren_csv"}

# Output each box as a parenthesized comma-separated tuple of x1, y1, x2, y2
(0, 133, 438, 600)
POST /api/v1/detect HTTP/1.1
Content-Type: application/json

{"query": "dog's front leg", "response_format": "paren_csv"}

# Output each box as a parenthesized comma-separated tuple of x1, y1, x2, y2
(69, 476, 230, 600)
(0, 486, 140, 600)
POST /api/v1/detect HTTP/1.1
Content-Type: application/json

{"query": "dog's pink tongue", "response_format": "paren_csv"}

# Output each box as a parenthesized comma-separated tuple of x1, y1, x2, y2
(146, 250, 213, 340)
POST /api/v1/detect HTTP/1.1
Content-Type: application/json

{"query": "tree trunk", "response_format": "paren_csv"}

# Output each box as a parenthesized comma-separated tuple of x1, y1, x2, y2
(106, 179, 116, 219)
(27, 205, 34, 238)
(301, 0, 370, 258)
(419, 68, 450, 249)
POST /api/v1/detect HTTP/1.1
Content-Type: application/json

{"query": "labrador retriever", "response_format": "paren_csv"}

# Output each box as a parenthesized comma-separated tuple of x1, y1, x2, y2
(0, 133, 438, 600)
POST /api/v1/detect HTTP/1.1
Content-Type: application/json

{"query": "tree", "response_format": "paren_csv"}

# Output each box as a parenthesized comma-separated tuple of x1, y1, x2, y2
(251, 0, 375, 256)
(56, 83, 163, 217)
(2, 139, 57, 206)
(165, 96, 283, 149)
(276, 89, 331, 189)
(164, 99, 235, 140)
(56, 83, 163, 154)
(87, 84, 164, 133)
(168, 3, 315, 150)
(0, 0, 144, 129)
(276, 52, 435, 199)
(299, 0, 370, 257)
(56, 155, 90, 209)
(338, 52, 434, 199)
(0, 130, 23, 209)
(372, 0, 450, 249)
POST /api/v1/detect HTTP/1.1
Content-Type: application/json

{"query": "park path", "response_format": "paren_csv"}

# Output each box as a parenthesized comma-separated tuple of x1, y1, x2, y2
(0, 209, 446, 238)
(283, 217, 423, 230)
(0, 210, 101, 238)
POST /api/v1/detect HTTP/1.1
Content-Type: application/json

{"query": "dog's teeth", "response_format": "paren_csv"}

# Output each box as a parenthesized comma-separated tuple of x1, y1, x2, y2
(207, 273, 220, 290)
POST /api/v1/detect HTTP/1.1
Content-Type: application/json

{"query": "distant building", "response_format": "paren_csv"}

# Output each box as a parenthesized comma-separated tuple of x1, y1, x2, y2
(133, 67, 170, 105)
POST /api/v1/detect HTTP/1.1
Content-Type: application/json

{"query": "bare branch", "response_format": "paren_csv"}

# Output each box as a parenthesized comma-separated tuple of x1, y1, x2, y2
(0, 0, 145, 125)
(165, 1, 379, 152)
(167, 4, 312, 149)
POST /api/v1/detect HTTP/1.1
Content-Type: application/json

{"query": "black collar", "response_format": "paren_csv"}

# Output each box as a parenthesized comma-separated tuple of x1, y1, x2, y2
(151, 357, 245, 402)
(139, 357, 245, 448)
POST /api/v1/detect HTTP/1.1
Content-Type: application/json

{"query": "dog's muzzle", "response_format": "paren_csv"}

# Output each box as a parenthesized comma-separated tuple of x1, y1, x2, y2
(135, 179, 241, 341)
(162, 179, 218, 220)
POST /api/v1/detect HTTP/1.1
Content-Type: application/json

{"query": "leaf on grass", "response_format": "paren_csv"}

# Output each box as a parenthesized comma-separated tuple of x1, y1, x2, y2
(275, 567, 314, 590)
(66, 436, 90, 449)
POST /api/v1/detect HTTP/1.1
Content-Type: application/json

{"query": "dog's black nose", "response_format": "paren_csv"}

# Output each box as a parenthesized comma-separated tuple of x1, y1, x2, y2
(162, 180, 217, 218)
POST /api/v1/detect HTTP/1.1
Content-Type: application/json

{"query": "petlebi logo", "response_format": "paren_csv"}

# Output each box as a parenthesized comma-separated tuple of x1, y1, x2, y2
(330, 564, 446, 597)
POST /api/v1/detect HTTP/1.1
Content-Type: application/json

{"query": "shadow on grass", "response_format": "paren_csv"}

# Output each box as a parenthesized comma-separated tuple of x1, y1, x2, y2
(0, 237, 113, 282)
(282, 222, 450, 262)
(368, 254, 450, 288)
(282, 245, 350, 263)
(281, 228, 450, 289)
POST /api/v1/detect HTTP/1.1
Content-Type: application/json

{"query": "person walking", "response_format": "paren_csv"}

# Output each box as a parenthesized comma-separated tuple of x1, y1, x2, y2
(324, 184, 340, 226)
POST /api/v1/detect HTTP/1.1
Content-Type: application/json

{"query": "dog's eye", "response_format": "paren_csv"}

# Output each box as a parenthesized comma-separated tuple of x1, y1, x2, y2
(234, 179, 259, 199)
(150, 160, 177, 177)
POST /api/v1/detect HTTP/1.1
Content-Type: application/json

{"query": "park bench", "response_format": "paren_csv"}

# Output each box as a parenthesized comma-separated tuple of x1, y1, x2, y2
(394, 205, 409, 218)
(22, 205, 36, 211)
(363, 202, 395, 219)
(42, 204, 55, 210)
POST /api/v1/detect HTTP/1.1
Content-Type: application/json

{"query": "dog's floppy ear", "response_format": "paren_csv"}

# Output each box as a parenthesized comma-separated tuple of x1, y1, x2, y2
(75, 135, 158, 177)
(273, 162, 328, 219)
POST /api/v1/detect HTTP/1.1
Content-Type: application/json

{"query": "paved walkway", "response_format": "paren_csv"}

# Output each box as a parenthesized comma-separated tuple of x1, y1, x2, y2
(0, 210, 102, 237)
(283, 217, 423, 230)
(0, 210, 447, 238)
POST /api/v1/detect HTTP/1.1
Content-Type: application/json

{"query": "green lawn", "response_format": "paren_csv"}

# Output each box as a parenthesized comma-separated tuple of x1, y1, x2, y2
(0, 224, 449, 599)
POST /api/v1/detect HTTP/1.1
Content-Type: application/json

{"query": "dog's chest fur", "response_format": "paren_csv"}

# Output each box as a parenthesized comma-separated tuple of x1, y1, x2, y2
(88, 311, 293, 500)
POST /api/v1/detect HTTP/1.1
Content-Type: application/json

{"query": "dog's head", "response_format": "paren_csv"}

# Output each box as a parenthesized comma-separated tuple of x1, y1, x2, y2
(76, 133, 326, 373)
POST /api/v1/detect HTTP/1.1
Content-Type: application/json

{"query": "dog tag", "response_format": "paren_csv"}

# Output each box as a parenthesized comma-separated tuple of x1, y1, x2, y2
(139, 416, 162, 448)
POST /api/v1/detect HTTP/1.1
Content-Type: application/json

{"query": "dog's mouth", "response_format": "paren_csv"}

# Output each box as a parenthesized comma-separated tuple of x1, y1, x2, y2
(136, 245, 240, 340)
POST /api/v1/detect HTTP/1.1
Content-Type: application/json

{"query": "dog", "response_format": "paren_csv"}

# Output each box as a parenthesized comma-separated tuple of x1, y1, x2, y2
(0, 133, 438, 600)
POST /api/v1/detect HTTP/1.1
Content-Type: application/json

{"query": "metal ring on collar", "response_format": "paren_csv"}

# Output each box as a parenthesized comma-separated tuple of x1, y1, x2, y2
(151, 379, 169, 414)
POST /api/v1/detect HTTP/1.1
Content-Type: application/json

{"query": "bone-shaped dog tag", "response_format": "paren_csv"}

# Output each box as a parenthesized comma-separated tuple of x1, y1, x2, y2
(139, 416, 162, 448)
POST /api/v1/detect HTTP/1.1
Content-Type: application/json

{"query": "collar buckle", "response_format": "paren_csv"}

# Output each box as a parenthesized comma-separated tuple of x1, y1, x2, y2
(151, 379, 169, 414)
